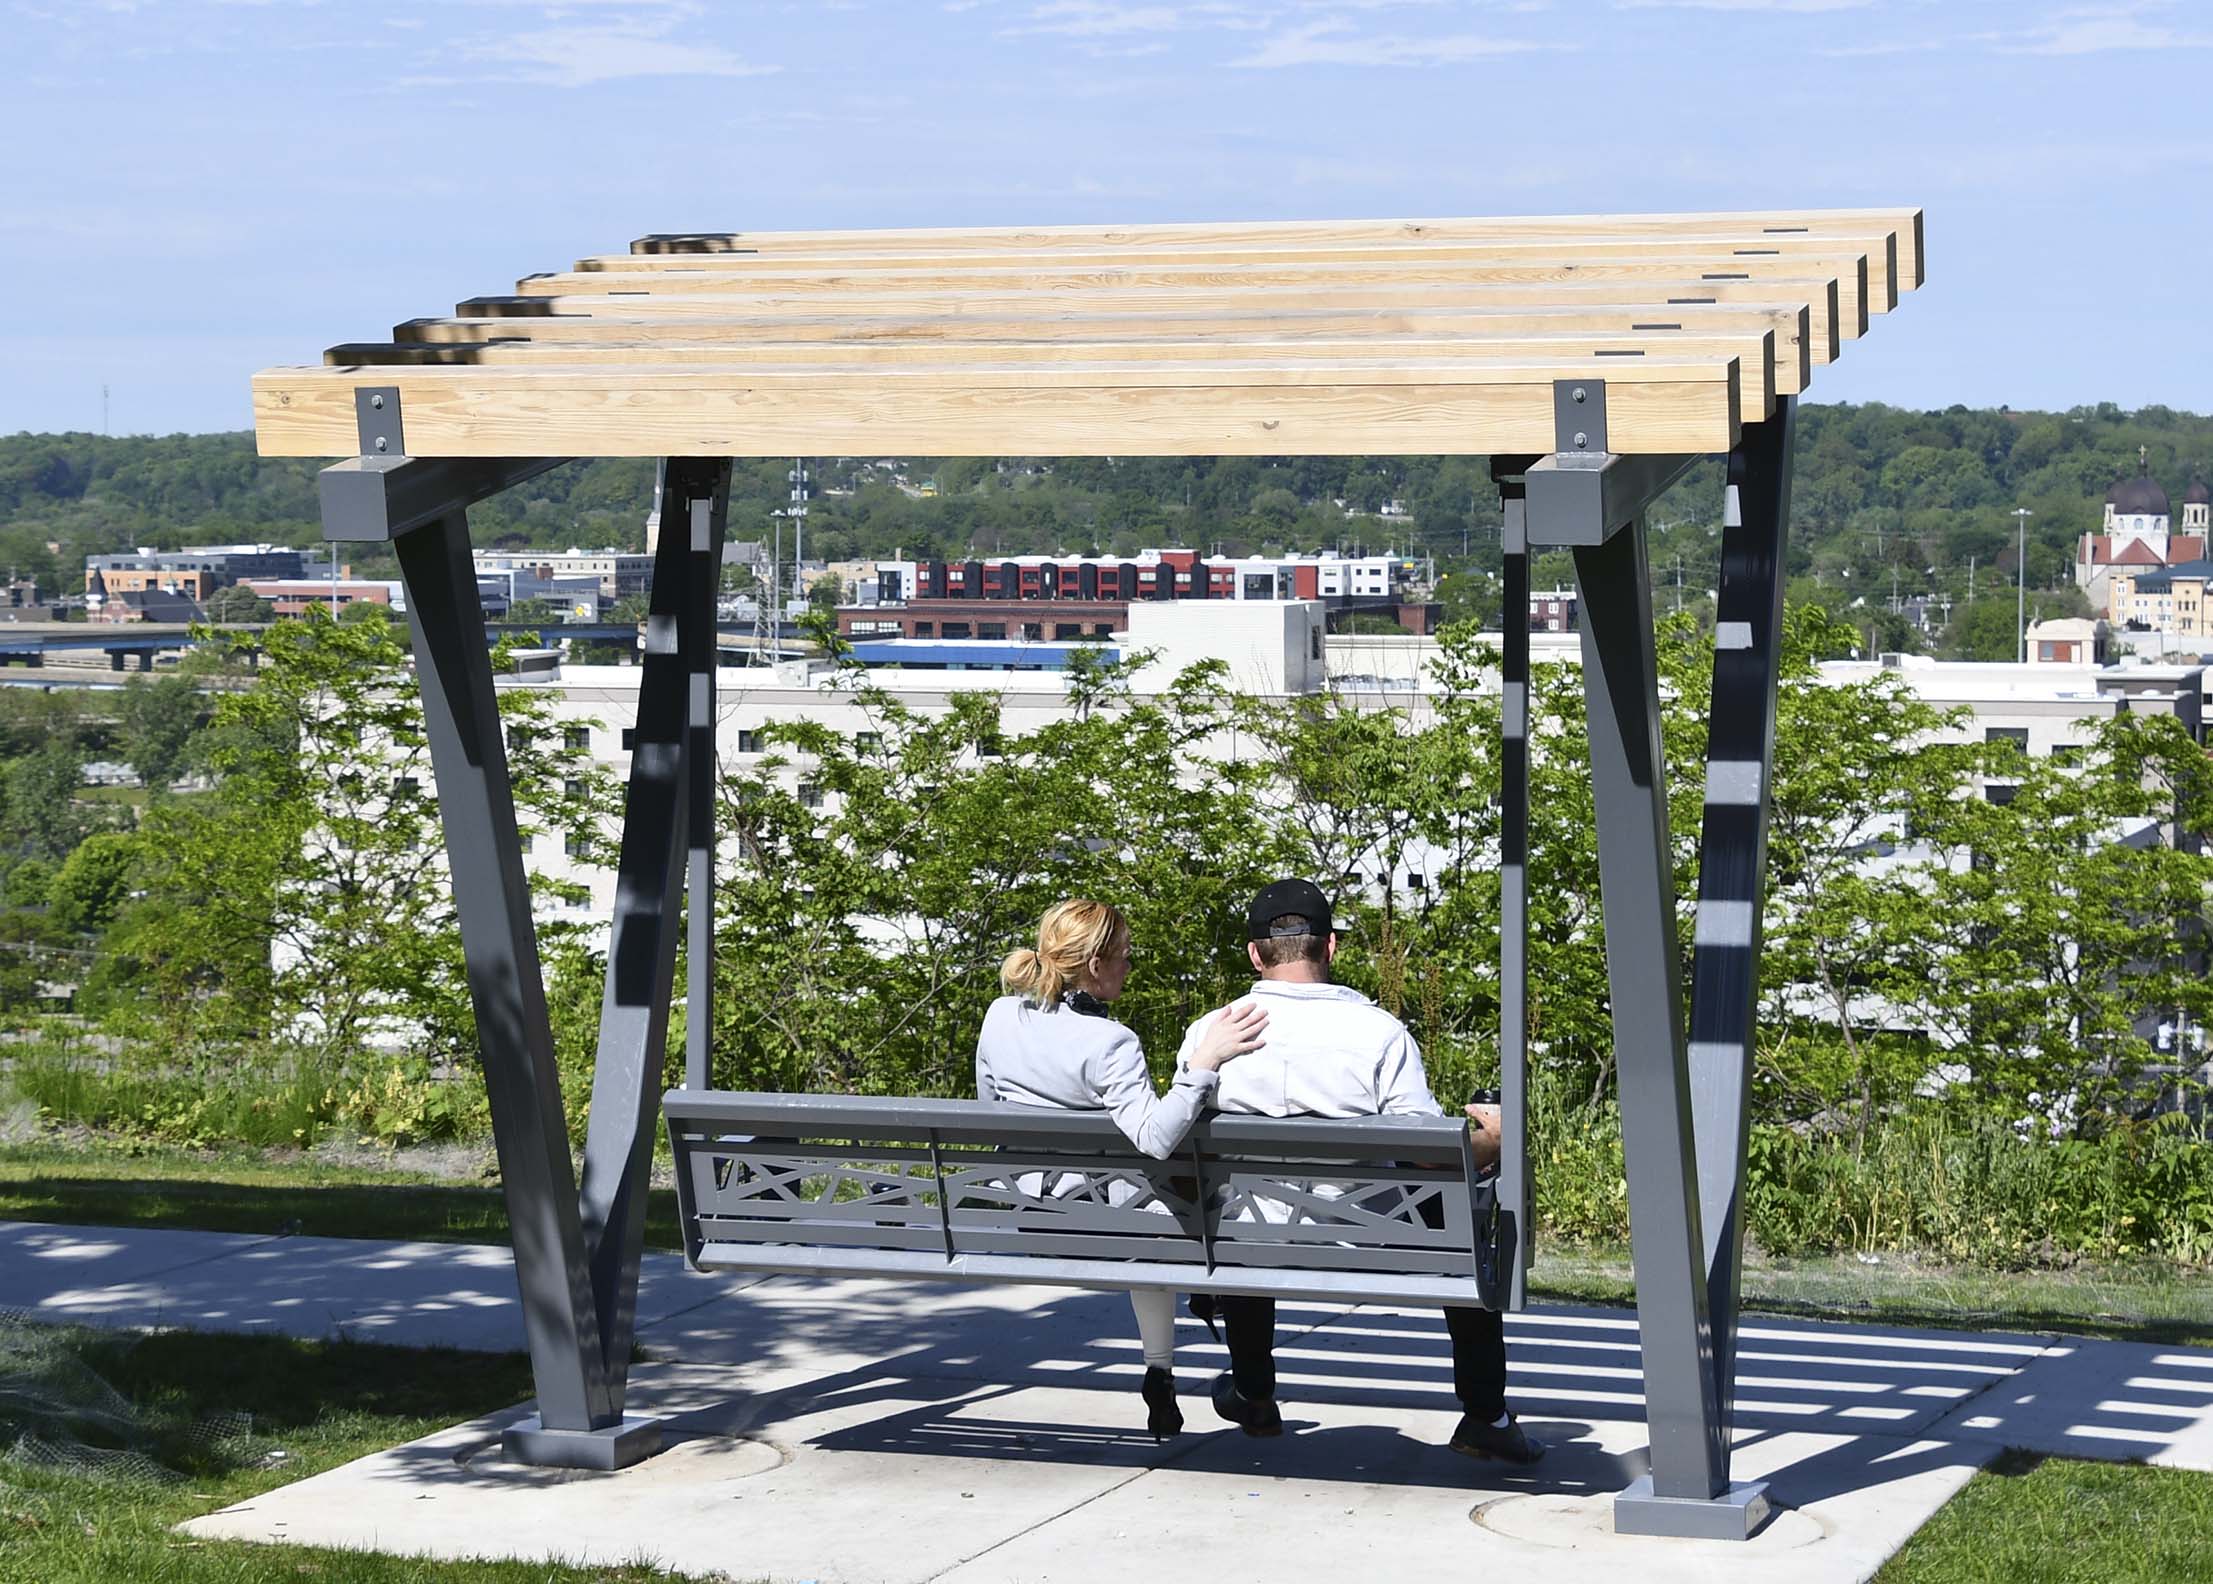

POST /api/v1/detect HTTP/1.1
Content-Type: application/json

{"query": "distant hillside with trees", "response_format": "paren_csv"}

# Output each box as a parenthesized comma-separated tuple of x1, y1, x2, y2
(6, 401, 2209, 657)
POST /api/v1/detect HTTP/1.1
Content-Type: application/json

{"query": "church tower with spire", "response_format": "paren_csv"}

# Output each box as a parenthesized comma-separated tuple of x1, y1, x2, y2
(2104, 446, 2173, 556)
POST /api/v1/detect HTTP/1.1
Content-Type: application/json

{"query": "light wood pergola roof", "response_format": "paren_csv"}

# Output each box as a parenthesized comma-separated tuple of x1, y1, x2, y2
(252, 208, 1923, 460)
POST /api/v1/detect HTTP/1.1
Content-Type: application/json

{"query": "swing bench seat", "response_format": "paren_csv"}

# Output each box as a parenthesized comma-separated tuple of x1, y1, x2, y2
(664, 1090, 1508, 1310)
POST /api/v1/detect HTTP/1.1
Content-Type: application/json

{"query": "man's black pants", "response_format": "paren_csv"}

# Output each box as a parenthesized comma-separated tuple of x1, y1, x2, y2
(1217, 1295, 1507, 1420)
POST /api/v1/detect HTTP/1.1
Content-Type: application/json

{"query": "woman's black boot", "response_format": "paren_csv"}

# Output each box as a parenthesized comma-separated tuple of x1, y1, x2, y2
(1142, 1366, 1183, 1440)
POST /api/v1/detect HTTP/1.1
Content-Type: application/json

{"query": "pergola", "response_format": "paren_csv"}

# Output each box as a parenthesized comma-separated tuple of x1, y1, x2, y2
(253, 207, 1925, 1539)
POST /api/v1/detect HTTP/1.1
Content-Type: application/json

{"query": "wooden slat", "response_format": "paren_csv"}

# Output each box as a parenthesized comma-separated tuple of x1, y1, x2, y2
(522, 253, 1873, 335)
(250, 355, 1742, 460)
(460, 278, 1847, 363)
(394, 300, 1812, 391)
(581, 233, 1902, 313)
(328, 329, 1783, 408)
(628, 207, 1926, 291)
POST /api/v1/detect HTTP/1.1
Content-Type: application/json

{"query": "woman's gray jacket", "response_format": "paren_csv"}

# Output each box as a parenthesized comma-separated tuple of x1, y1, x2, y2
(974, 993, 1219, 1159)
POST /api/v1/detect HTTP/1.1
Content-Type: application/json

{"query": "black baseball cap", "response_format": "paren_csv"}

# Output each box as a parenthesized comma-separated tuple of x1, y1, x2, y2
(1246, 878, 1333, 942)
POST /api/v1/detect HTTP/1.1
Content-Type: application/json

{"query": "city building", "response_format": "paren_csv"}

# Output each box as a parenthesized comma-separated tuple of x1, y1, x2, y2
(239, 578, 401, 618)
(2024, 617, 2107, 665)
(2109, 558, 2213, 652)
(2075, 455, 2211, 611)
(843, 548, 1435, 642)
(473, 568, 605, 621)
(1530, 589, 1578, 633)
(471, 548, 654, 600)
(85, 571, 202, 624)
(84, 544, 309, 603)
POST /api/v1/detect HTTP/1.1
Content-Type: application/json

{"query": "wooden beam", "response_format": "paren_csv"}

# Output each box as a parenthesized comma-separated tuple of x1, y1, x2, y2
(574, 239, 1899, 317)
(459, 278, 1848, 362)
(522, 253, 1875, 333)
(251, 356, 1742, 460)
(579, 233, 1901, 312)
(393, 301, 1814, 395)
(327, 329, 1783, 408)
(627, 207, 1926, 290)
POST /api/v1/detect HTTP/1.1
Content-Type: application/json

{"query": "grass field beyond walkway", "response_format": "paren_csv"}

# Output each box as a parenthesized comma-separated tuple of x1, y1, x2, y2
(1874, 1452, 2213, 1583)
(6, 1140, 2210, 1346)
(0, 1326, 719, 1583)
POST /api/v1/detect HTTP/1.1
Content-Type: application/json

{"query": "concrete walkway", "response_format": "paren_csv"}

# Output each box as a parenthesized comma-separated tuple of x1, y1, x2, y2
(7, 1219, 2211, 1583)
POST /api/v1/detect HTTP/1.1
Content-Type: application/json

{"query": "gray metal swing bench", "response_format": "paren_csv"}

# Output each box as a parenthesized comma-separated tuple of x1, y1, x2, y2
(262, 204, 1926, 1538)
(664, 1091, 1509, 1308)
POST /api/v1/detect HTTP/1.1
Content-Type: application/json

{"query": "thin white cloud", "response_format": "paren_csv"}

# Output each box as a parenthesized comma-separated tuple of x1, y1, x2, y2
(1003, 2, 1219, 36)
(2009, 15, 2213, 53)
(464, 26, 777, 84)
(1617, 0, 1871, 10)
(1233, 17, 1548, 65)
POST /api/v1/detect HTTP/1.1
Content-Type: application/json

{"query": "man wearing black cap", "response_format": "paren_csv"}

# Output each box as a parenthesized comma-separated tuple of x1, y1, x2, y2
(1174, 877, 1544, 1464)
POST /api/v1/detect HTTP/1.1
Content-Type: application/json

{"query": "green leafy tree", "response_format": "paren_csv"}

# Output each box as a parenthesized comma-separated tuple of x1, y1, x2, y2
(47, 830, 141, 938)
(1757, 606, 1981, 1139)
(708, 651, 1282, 1096)
(1908, 713, 2213, 1127)
(0, 742, 114, 871)
(105, 609, 617, 1063)
(204, 584, 275, 623)
(1947, 596, 2023, 661)
(116, 674, 204, 790)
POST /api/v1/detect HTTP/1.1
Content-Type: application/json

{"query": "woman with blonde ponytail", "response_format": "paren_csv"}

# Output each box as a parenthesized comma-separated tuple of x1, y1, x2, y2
(975, 898, 1268, 1441)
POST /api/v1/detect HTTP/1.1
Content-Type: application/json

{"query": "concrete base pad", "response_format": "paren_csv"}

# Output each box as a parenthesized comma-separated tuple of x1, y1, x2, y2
(1613, 1476, 1773, 1539)
(182, 1362, 1993, 1584)
(500, 1413, 664, 1471)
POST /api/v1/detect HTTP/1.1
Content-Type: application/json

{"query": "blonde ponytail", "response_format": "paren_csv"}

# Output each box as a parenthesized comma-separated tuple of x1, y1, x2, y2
(1002, 899, 1127, 1007)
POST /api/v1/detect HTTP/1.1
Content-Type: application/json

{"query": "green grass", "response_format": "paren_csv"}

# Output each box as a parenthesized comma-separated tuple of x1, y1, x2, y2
(0, 1326, 722, 1583)
(1874, 1452, 2213, 1583)
(1532, 1244, 2213, 1347)
(0, 1140, 687, 1250)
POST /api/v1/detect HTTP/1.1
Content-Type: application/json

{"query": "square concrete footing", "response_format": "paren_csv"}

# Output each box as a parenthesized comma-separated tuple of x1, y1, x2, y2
(501, 1413, 664, 1471)
(1614, 1476, 1772, 1539)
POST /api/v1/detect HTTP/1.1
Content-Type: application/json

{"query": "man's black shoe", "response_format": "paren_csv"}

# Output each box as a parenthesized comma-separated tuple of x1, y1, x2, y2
(1448, 1411, 1546, 1465)
(1210, 1372, 1283, 1437)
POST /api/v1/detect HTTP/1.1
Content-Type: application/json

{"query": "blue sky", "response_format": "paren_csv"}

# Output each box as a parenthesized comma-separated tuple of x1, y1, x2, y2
(5, 0, 2209, 436)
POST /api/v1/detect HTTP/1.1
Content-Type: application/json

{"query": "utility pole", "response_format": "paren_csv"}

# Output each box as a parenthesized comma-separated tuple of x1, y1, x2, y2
(2013, 506, 2034, 662)
(1968, 555, 1976, 606)
(790, 460, 809, 610)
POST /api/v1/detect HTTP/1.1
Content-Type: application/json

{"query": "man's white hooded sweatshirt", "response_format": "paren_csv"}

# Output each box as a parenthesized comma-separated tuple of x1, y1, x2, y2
(1175, 979, 1444, 1119)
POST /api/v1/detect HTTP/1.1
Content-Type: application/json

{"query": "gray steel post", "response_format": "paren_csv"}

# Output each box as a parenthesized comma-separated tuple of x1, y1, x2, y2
(577, 458, 730, 1404)
(1571, 518, 1768, 1538)
(685, 472, 726, 1094)
(1687, 399, 1796, 1429)
(1498, 478, 1533, 1311)
(389, 510, 615, 1435)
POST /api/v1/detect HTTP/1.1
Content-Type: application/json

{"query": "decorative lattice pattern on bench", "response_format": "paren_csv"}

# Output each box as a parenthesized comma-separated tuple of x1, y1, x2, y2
(665, 1091, 1506, 1309)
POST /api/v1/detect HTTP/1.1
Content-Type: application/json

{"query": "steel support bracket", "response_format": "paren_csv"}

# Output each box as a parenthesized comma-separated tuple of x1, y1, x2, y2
(1525, 450, 1700, 547)
(1524, 380, 1701, 547)
(1554, 378, 1607, 456)
(1615, 1477, 1773, 1540)
(319, 454, 569, 543)
(355, 386, 403, 457)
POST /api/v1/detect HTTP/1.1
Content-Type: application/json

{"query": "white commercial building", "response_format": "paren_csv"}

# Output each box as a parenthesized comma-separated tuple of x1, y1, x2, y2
(472, 548, 655, 600)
